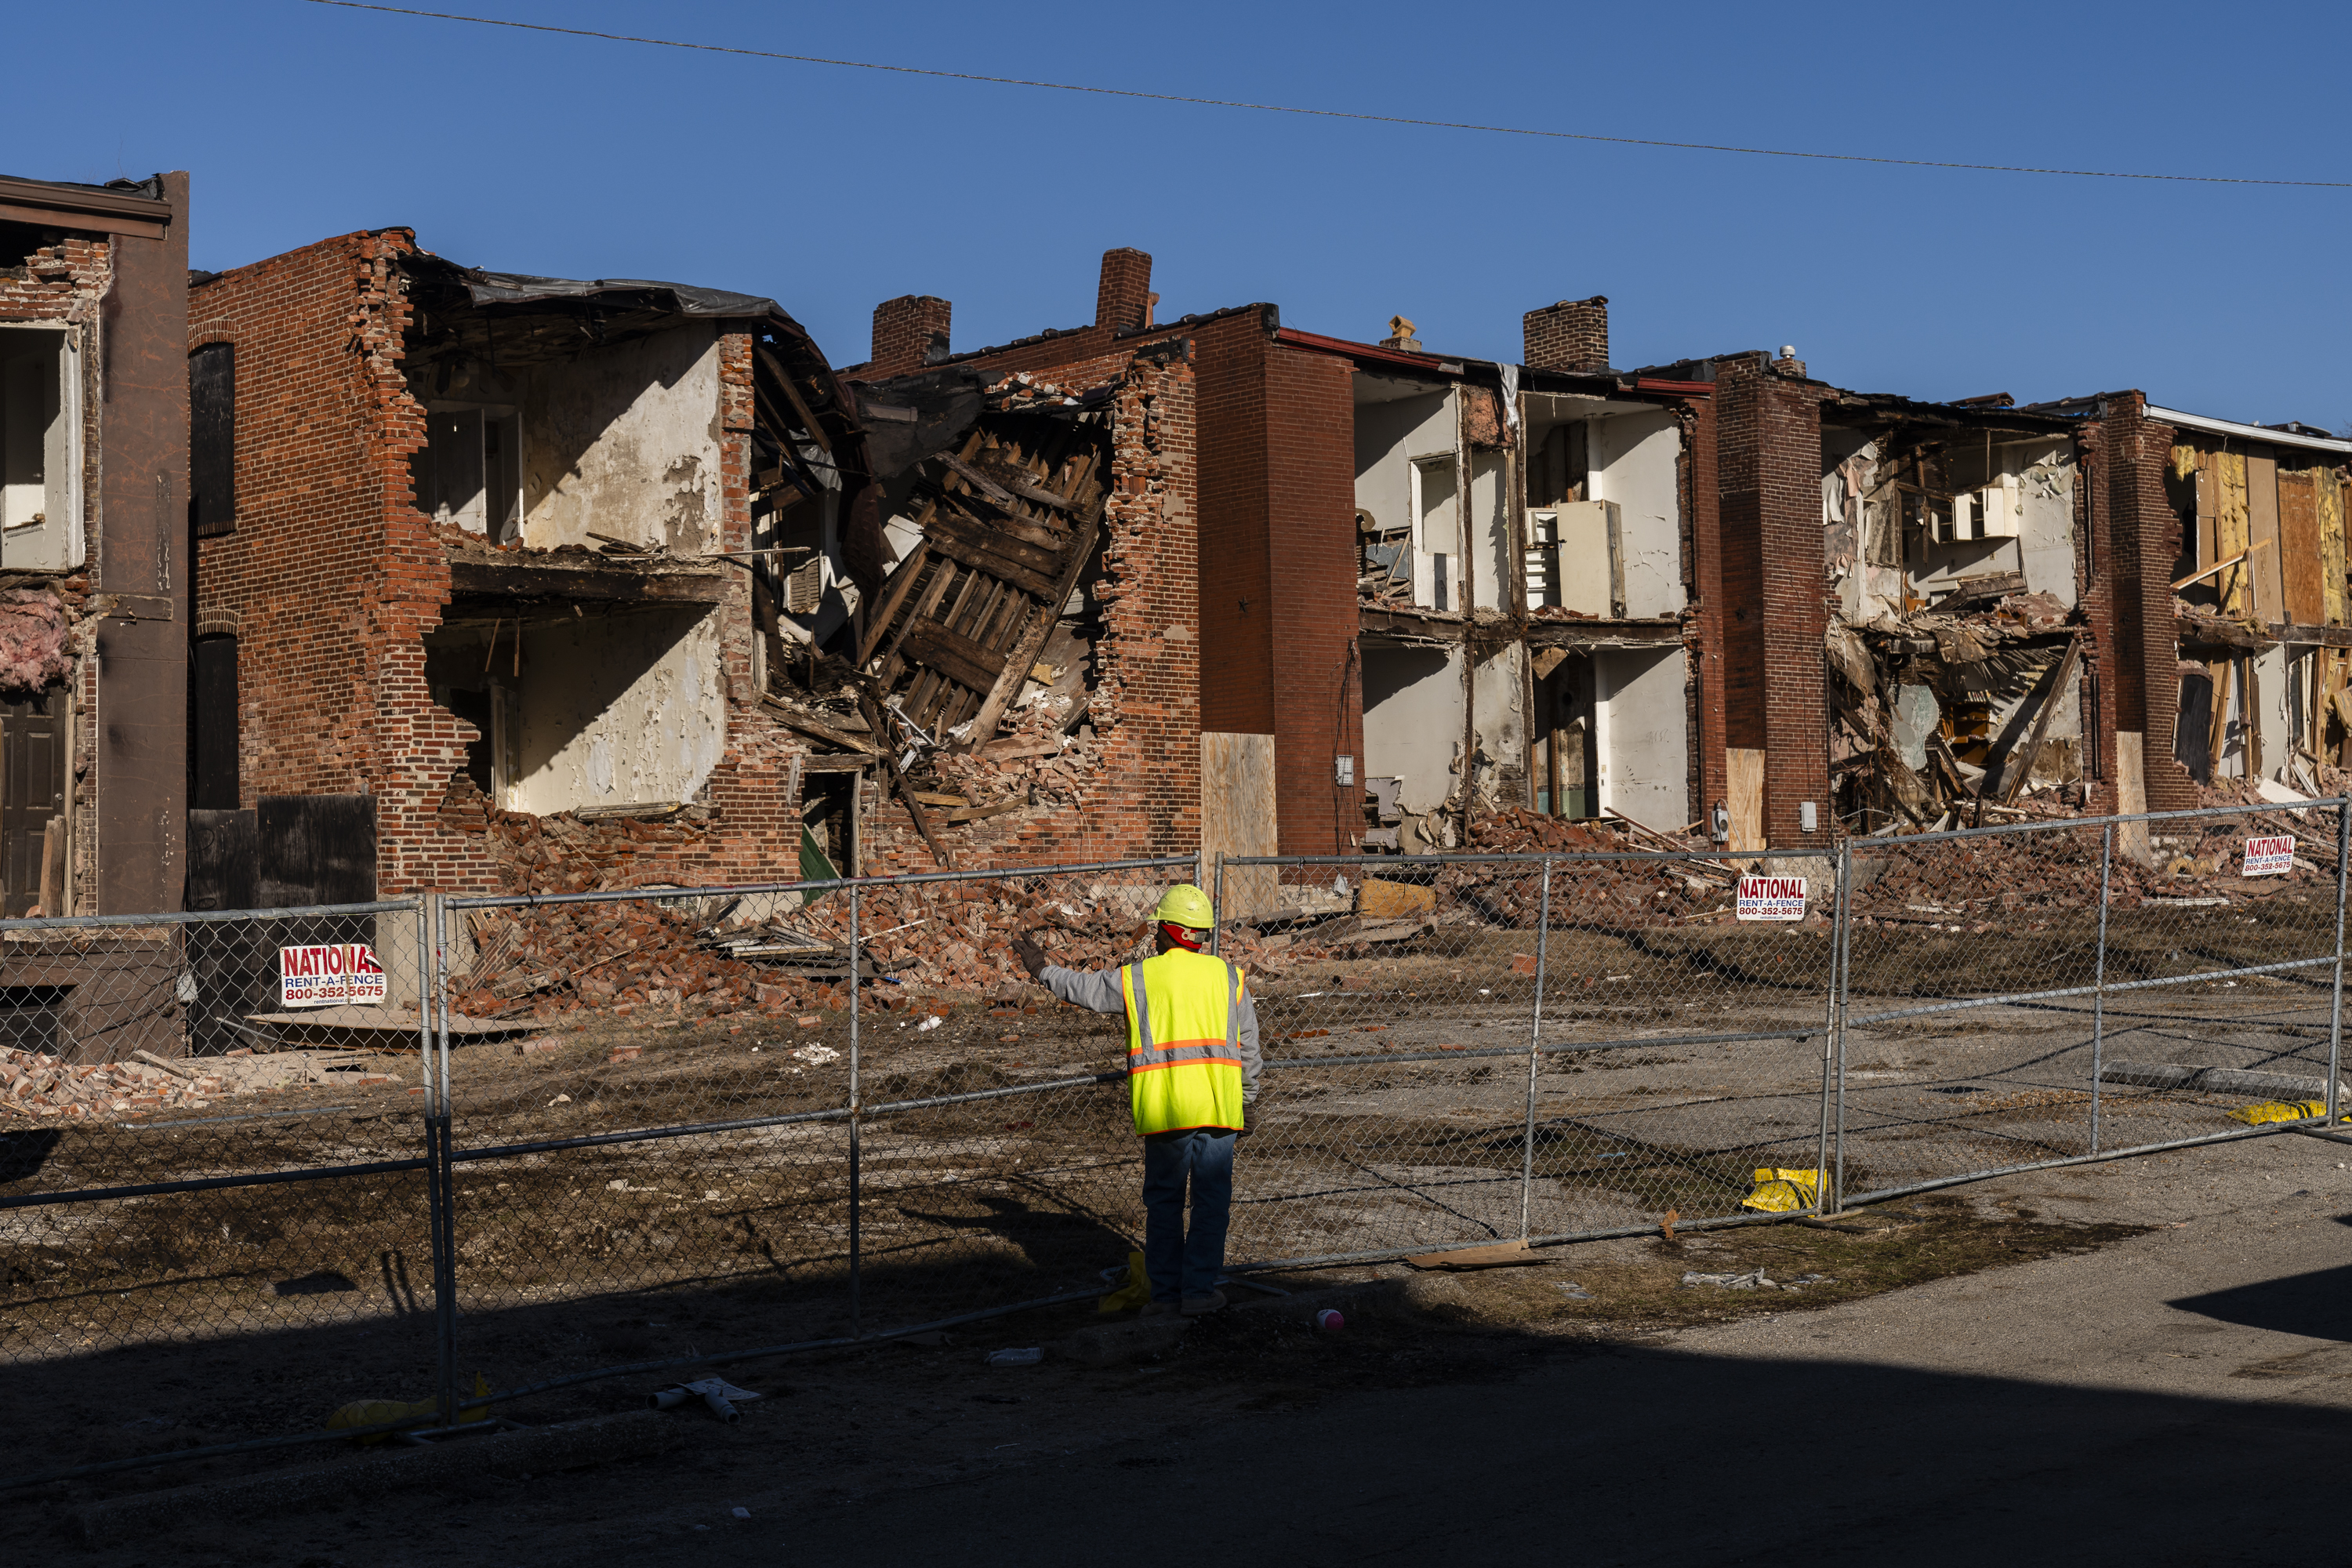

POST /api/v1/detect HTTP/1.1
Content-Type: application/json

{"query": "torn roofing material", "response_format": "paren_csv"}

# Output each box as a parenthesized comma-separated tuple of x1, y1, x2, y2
(456, 270, 785, 319)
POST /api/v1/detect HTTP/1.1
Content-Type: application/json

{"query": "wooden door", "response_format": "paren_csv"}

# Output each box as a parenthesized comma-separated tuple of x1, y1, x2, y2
(0, 689, 64, 916)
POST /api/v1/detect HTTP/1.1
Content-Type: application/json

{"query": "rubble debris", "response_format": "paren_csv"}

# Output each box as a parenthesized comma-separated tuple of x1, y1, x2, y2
(0, 588, 75, 693)
(0, 1044, 404, 1120)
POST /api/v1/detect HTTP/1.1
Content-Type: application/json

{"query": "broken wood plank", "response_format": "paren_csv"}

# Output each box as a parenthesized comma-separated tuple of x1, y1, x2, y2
(2280, 467, 2325, 628)
(937, 452, 1024, 512)
(1403, 1239, 1540, 1271)
(858, 690, 953, 870)
(917, 528, 1059, 602)
(753, 344, 833, 454)
(942, 800, 1026, 825)
(902, 616, 1007, 698)
(1995, 637, 2081, 805)
(963, 517, 1100, 748)
(924, 507, 1069, 579)
(760, 697, 877, 756)
(856, 541, 931, 668)
(446, 561, 727, 604)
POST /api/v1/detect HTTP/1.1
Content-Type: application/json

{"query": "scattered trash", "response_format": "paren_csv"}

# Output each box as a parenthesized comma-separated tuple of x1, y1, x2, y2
(987, 1347, 1044, 1367)
(731, 1507, 751, 1519)
(1098, 1250, 1151, 1314)
(1783, 1272, 1833, 1288)
(328, 1373, 491, 1443)
(1315, 1308, 1345, 1331)
(790, 1044, 841, 1066)
(1740, 1167, 1827, 1213)
(1555, 1282, 1594, 1300)
(650, 1378, 764, 1423)
(919, 1015, 945, 1033)
(546, 1093, 571, 1106)
(1682, 1269, 1773, 1290)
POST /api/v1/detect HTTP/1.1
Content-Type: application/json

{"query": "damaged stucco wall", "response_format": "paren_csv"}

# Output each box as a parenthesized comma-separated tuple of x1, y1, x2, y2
(1471, 641, 1527, 804)
(510, 607, 725, 813)
(1589, 408, 1684, 618)
(1355, 383, 1457, 612)
(519, 322, 724, 553)
(1595, 645, 1690, 832)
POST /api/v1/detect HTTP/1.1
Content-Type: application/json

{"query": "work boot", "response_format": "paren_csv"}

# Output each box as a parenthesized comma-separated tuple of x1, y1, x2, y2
(1139, 1300, 1181, 1319)
(1180, 1289, 1228, 1316)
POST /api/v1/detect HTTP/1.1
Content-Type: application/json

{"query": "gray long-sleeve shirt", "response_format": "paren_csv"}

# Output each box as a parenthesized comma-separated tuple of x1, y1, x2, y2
(1041, 960, 1261, 1103)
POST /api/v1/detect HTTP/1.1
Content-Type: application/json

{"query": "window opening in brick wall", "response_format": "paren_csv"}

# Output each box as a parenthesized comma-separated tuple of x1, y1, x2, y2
(0, 686, 65, 917)
(0, 985, 70, 1055)
(0, 325, 81, 571)
(412, 404, 523, 541)
(1414, 455, 1457, 612)
(190, 343, 236, 537)
(191, 635, 240, 811)
(427, 605, 722, 816)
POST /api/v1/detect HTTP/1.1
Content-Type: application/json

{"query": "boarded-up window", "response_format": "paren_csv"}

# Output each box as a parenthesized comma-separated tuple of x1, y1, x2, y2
(191, 343, 235, 537)
(191, 635, 238, 810)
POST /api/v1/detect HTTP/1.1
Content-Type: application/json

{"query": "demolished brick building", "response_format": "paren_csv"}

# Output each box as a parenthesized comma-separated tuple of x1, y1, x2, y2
(184, 227, 1199, 917)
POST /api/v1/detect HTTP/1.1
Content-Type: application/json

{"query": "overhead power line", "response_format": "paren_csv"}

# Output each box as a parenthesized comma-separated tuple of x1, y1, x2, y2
(302, 0, 2347, 191)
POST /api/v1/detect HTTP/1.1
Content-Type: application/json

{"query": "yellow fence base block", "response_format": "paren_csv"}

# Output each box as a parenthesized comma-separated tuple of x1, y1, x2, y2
(1740, 1167, 1827, 1213)
(2227, 1099, 2332, 1126)
(328, 1373, 492, 1444)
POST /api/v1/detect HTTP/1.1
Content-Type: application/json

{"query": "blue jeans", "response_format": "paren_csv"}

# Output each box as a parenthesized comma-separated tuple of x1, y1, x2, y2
(1141, 1129, 1236, 1302)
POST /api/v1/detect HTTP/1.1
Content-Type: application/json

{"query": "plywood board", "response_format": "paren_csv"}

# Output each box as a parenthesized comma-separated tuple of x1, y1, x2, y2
(2319, 470, 2347, 628)
(2247, 454, 2284, 626)
(2216, 452, 2251, 619)
(1201, 732, 1278, 921)
(1726, 746, 1766, 853)
(2278, 468, 2323, 628)
(2114, 731, 2151, 867)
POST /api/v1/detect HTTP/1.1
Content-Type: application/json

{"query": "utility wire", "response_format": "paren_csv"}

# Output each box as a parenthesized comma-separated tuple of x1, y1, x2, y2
(300, 0, 2347, 191)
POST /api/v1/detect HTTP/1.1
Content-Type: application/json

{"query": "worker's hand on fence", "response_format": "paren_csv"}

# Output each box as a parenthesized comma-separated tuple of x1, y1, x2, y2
(1011, 934, 1051, 978)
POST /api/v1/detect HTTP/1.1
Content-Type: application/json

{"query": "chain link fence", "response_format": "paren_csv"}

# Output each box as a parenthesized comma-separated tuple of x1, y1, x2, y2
(5, 803, 2348, 1481)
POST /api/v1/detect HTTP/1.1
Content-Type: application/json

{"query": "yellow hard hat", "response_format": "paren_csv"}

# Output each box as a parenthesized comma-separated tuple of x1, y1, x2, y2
(1153, 883, 1216, 931)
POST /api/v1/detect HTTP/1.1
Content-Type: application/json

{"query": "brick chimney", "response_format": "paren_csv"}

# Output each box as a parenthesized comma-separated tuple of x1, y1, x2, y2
(1095, 249, 1154, 332)
(1523, 296, 1610, 373)
(869, 295, 952, 378)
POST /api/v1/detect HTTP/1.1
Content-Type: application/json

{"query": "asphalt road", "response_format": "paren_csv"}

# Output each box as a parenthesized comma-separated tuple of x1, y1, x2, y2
(588, 1129, 2352, 1567)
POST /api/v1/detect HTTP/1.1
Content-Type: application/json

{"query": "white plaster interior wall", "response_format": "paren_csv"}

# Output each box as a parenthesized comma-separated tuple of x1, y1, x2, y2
(1588, 409, 1684, 617)
(518, 323, 723, 554)
(1363, 643, 1462, 820)
(1594, 646, 1688, 832)
(0, 324, 82, 570)
(1470, 452, 1512, 612)
(511, 606, 725, 813)
(1354, 380, 1456, 612)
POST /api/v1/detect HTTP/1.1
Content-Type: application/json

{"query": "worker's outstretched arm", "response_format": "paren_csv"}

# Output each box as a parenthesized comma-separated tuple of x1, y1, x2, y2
(1038, 963, 1125, 1014)
(1013, 933, 1125, 1014)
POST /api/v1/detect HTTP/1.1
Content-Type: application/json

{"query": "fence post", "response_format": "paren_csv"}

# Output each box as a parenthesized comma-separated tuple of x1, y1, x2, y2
(428, 895, 458, 1430)
(2090, 823, 2114, 1155)
(848, 881, 862, 1340)
(1210, 852, 1226, 957)
(2328, 800, 2350, 1127)
(1518, 858, 1551, 1240)
(1821, 840, 1849, 1214)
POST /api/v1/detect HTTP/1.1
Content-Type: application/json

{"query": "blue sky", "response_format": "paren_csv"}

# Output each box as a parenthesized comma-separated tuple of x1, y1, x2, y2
(16, 2, 2351, 423)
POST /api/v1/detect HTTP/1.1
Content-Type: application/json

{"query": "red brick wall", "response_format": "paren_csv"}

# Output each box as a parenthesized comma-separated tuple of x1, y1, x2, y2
(1261, 342, 1363, 855)
(868, 295, 951, 379)
(1523, 297, 1609, 374)
(1714, 354, 1829, 848)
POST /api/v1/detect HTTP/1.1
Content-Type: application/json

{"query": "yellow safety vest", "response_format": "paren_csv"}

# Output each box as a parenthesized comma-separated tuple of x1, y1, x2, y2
(1117, 948, 1247, 1135)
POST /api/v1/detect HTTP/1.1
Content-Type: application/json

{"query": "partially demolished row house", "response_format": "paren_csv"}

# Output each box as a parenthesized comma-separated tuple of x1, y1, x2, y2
(840, 250, 2347, 867)
(183, 226, 1198, 922)
(0, 171, 187, 919)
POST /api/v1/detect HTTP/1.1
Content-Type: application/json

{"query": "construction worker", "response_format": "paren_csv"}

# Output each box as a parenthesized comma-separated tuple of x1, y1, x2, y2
(1013, 884, 1258, 1317)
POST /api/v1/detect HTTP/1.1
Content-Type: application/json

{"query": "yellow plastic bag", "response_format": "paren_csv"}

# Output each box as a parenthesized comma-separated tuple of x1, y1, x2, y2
(1098, 1250, 1151, 1313)
(328, 1372, 492, 1444)
(2227, 1099, 2329, 1126)
(1740, 1167, 1826, 1213)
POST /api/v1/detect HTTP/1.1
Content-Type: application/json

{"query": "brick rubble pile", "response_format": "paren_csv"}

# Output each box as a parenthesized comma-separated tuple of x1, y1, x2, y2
(0, 1045, 401, 1121)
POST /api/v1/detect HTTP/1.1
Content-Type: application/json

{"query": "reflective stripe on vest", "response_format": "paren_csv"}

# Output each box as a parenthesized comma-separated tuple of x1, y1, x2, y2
(1118, 949, 1246, 1134)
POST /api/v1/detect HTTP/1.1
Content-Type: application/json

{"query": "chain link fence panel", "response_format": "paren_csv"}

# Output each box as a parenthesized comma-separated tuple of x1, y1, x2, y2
(0, 903, 438, 1442)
